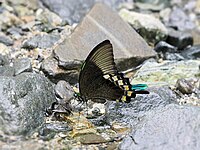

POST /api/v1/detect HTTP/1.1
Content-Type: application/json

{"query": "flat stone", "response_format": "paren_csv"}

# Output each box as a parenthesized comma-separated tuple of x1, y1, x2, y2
(119, 9, 168, 44)
(78, 134, 107, 144)
(120, 104, 200, 150)
(14, 58, 32, 75)
(131, 60, 200, 86)
(166, 28, 193, 50)
(54, 3, 155, 71)
(22, 33, 60, 49)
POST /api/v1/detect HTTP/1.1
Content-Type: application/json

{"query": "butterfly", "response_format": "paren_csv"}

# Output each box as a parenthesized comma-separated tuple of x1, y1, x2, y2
(46, 40, 149, 117)
(74, 40, 149, 104)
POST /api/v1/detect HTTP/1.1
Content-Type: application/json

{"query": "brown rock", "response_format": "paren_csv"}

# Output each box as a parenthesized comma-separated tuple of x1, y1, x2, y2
(54, 3, 156, 70)
(78, 133, 107, 144)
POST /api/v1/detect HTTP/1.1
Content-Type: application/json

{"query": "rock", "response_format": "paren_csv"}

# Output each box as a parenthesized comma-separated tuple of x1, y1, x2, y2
(0, 65, 15, 76)
(135, 0, 170, 11)
(0, 73, 55, 135)
(159, 8, 171, 23)
(154, 41, 185, 60)
(78, 133, 107, 144)
(14, 58, 32, 75)
(0, 43, 11, 55)
(196, 0, 200, 13)
(168, 7, 196, 31)
(6, 0, 39, 10)
(0, 32, 14, 46)
(38, 121, 72, 140)
(163, 52, 184, 61)
(191, 29, 200, 45)
(7, 27, 23, 40)
(0, 10, 22, 31)
(175, 78, 196, 94)
(181, 45, 200, 59)
(166, 28, 193, 50)
(13, 5, 34, 17)
(40, 56, 79, 84)
(54, 3, 155, 71)
(0, 54, 14, 76)
(106, 86, 177, 126)
(22, 33, 60, 49)
(119, 9, 168, 44)
(53, 80, 74, 114)
(119, 104, 200, 150)
(36, 8, 63, 27)
(154, 41, 177, 53)
(40, 0, 133, 25)
(21, 21, 36, 32)
(0, 54, 9, 65)
(54, 80, 74, 101)
(131, 60, 200, 86)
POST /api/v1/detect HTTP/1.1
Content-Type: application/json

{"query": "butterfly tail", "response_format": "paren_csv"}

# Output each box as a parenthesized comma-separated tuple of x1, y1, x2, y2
(131, 84, 149, 94)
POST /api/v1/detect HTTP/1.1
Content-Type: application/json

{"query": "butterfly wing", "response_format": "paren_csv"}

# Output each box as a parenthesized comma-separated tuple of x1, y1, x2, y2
(79, 40, 122, 101)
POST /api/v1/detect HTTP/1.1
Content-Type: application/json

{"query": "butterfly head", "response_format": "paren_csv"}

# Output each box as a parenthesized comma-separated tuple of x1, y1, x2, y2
(73, 92, 87, 103)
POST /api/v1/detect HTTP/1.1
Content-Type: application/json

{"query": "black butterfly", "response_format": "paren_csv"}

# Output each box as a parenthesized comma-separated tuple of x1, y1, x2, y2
(74, 40, 149, 104)
(46, 40, 149, 117)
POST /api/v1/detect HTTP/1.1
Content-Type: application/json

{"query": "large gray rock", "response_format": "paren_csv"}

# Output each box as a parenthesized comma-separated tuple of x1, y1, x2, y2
(54, 3, 155, 71)
(119, 104, 200, 150)
(0, 73, 55, 135)
(106, 86, 177, 126)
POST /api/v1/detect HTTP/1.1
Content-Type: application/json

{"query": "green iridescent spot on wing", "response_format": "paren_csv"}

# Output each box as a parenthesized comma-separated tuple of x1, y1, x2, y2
(131, 84, 148, 91)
